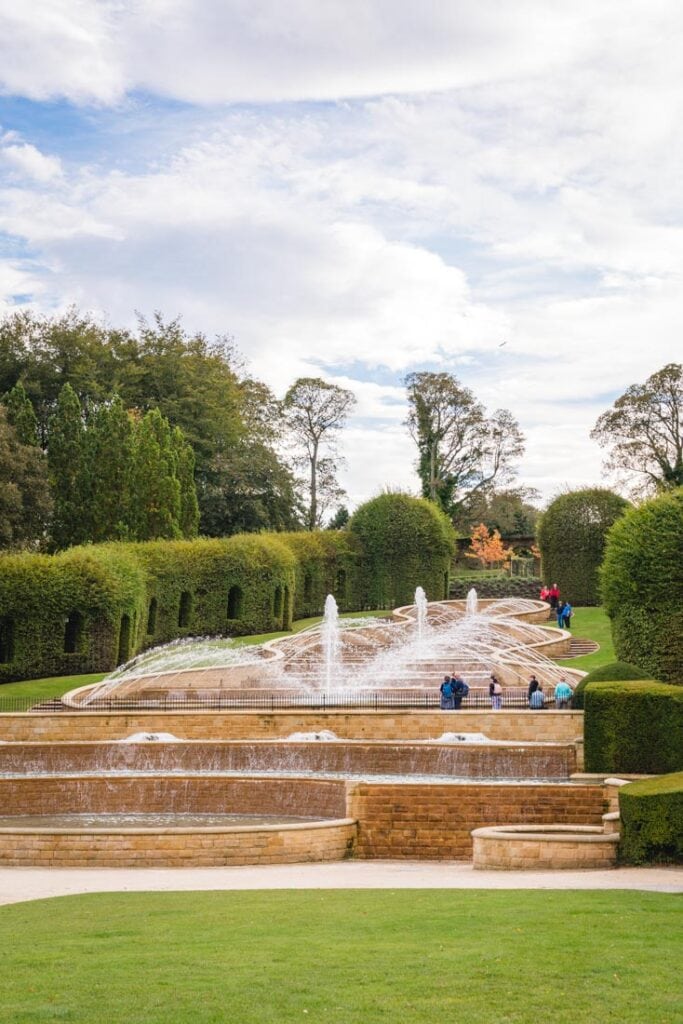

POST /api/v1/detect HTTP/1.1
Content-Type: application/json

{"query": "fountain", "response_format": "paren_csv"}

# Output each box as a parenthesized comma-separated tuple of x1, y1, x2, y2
(415, 586, 428, 640)
(466, 587, 478, 616)
(0, 588, 602, 870)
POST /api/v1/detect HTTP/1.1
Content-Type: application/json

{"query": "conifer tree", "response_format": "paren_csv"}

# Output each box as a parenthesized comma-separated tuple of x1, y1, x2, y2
(171, 425, 200, 538)
(130, 408, 181, 540)
(1, 382, 39, 447)
(88, 396, 134, 542)
(47, 383, 88, 549)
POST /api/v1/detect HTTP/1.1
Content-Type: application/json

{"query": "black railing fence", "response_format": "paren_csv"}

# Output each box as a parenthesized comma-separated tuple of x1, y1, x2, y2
(0, 689, 568, 714)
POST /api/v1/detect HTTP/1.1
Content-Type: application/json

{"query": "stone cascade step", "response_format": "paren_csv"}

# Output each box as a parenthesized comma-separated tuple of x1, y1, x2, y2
(562, 637, 600, 658)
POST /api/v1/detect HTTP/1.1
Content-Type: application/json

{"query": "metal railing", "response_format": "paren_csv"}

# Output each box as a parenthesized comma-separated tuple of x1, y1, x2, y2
(0, 690, 564, 714)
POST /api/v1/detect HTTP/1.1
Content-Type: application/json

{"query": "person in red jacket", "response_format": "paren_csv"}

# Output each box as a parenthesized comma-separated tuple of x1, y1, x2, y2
(548, 583, 560, 610)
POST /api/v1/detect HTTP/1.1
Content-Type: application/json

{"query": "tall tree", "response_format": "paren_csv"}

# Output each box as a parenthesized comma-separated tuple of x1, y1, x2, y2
(129, 408, 181, 541)
(283, 378, 356, 530)
(1, 381, 39, 447)
(171, 426, 200, 539)
(87, 397, 134, 542)
(0, 407, 52, 550)
(591, 362, 682, 495)
(47, 383, 88, 549)
(404, 371, 525, 521)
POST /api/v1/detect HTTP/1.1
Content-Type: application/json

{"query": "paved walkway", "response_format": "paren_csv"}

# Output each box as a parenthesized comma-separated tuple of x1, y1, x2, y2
(0, 861, 680, 906)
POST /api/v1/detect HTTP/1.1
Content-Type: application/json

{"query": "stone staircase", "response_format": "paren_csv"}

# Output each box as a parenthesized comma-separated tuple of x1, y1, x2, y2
(563, 636, 599, 658)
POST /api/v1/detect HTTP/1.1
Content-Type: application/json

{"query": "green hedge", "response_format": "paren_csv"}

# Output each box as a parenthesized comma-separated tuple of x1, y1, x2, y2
(584, 681, 683, 774)
(349, 493, 455, 609)
(600, 488, 683, 683)
(572, 661, 649, 710)
(0, 494, 447, 682)
(619, 773, 683, 865)
(448, 577, 542, 601)
(537, 489, 629, 605)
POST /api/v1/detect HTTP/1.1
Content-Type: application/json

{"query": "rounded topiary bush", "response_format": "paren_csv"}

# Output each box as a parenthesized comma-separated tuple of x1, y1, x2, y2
(572, 660, 650, 709)
(349, 492, 455, 609)
(537, 488, 629, 606)
(600, 488, 683, 683)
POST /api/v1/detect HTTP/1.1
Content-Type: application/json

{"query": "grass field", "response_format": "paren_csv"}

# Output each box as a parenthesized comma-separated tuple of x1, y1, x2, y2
(0, 890, 679, 1024)
(554, 606, 616, 672)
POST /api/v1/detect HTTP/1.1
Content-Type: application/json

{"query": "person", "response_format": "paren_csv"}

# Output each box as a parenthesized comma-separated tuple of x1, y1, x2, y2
(553, 678, 573, 709)
(539, 584, 550, 603)
(527, 675, 540, 701)
(451, 673, 469, 709)
(549, 583, 560, 610)
(489, 673, 503, 710)
(556, 600, 565, 628)
(561, 602, 573, 629)
(529, 684, 545, 710)
(439, 674, 455, 710)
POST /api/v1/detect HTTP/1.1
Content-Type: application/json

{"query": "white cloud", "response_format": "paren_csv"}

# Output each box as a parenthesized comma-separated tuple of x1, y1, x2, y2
(0, 141, 62, 182)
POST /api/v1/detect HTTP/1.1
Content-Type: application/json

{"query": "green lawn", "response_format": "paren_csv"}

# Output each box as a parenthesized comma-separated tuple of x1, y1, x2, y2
(0, 890, 679, 1024)
(554, 606, 616, 672)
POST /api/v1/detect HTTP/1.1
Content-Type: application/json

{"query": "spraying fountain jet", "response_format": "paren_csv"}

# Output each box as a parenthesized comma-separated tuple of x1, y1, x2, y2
(321, 594, 340, 690)
(466, 587, 478, 616)
(414, 586, 428, 640)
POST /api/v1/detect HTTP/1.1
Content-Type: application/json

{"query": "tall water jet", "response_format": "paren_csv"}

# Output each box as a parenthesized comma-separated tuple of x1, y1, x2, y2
(321, 594, 340, 690)
(466, 587, 478, 616)
(414, 586, 428, 639)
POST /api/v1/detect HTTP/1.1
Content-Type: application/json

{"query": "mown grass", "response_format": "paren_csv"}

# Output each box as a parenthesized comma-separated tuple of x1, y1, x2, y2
(0, 890, 679, 1024)
(554, 606, 616, 672)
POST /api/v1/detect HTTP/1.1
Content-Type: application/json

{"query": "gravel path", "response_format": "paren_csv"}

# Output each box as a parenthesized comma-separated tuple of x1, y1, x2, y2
(0, 861, 680, 906)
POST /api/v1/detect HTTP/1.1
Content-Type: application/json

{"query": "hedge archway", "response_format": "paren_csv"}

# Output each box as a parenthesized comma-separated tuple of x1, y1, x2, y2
(537, 488, 629, 605)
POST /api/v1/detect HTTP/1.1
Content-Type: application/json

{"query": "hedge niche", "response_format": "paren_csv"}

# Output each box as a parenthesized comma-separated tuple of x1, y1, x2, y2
(349, 493, 455, 609)
(278, 531, 361, 619)
(583, 681, 683, 774)
(600, 488, 683, 683)
(618, 773, 683, 865)
(537, 488, 629, 606)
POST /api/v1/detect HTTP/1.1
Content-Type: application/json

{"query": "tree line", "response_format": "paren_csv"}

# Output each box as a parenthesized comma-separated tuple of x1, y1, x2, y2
(0, 306, 680, 552)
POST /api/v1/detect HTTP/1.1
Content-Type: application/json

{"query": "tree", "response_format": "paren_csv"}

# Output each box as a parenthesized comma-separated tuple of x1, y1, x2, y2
(327, 506, 350, 530)
(1, 381, 39, 446)
(129, 408, 181, 541)
(47, 383, 88, 549)
(466, 523, 513, 568)
(404, 371, 525, 521)
(0, 407, 52, 549)
(464, 486, 539, 536)
(283, 378, 356, 531)
(86, 396, 134, 543)
(171, 426, 200, 539)
(591, 362, 682, 495)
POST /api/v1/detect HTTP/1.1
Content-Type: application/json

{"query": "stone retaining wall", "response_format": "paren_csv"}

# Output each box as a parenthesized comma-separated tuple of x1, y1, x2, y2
(0, 710, 583, 744)
(471, 825, 618, 869)
(347, 782, 605, 860)
(0, 819, 356, 868)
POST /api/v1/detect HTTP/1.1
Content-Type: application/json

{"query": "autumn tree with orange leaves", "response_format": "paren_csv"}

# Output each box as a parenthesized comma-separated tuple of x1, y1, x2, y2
(467, 523, 514, 568)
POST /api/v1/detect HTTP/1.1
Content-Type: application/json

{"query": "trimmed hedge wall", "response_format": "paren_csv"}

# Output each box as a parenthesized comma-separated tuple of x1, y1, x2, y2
(537, 489, 629, 605)
(572, 661, 650, 710)
(584, 681, 683, 774)
(448, 577, 542, 601)
(349, 493, 455, 609)
(600, 488, 683, 683)
(0, 493, 450, 682)
(619, 773, 683, 865)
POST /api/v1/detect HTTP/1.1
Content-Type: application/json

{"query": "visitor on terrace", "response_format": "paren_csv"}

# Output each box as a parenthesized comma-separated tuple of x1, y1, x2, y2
(450, 673, 469, 709)
(527, 675, 541, 701)
(553, 678, 573, 709)
(539, 584, 550, 602)
(556, 600, 566, 627)
(561, 602, 573, 628)
(548, 583, 560, 609)
(489, 674, 503, 710)
(529, 683, 545, 710)
(439, 675, 455, 710)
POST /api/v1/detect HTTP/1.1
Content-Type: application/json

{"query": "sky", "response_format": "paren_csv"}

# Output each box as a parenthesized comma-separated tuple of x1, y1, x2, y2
(0, 1, 682, 511)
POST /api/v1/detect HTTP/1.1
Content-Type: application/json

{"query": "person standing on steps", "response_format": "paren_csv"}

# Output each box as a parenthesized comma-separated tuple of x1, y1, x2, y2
(451, 673, 469, 709)
(529, 684, 545, 709)
(528, 674, 541, 702)
(489, 673, 503, 710)
(554, 678, 573, 709)
(439, 674, 455, 710)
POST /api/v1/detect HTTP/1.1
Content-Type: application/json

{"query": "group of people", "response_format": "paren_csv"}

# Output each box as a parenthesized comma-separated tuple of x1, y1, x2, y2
(539, 584, 573, 628)
(439, 672, 574, 710)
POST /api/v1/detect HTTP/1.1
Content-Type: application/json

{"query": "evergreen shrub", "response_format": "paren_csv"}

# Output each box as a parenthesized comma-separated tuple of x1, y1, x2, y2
(349, 493, 455, 609)
(600, 488, 683, 682)
(279, 531, 361, 619)
(448, 577, 542, 601)
(572, 661, 649, 710)
(618, 772, 683, 865)
(537, 489, 628, 605)
(584, 681, 683, 774)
